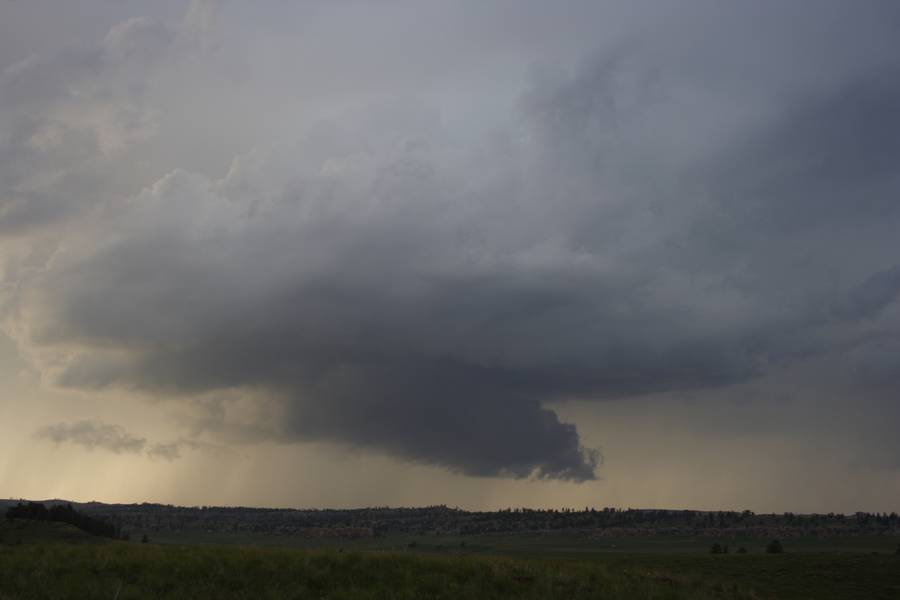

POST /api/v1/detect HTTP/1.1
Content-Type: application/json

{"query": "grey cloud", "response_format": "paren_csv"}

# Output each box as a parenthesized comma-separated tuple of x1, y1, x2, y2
(103, 17, 174, 62)
(147, 442, 182, 461)
(841, 266, 900, 320)
(36, 420, 148, 456)
(6, 2, 900, 479)
(35, 420, 187, 462)
(845, 336, 900, 390)
(0, 7, 194, 235)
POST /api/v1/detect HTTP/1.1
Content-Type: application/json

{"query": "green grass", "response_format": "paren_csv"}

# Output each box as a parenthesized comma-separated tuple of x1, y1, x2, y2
(0, 542, 750, 600)
(2, 520, 899, 599)
(147, 528, 900, 556)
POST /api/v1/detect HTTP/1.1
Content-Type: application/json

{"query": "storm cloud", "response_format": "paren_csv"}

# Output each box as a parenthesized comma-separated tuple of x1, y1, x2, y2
(4, 1, 900, 481)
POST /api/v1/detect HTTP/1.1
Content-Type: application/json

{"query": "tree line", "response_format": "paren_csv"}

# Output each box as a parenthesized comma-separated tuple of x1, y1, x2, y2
(5, 502, 120, 539)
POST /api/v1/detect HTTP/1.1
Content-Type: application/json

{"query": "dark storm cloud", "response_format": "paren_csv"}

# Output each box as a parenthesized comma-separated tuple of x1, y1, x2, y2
(5, 1, 900, 479)
(841, 266, 900, 321)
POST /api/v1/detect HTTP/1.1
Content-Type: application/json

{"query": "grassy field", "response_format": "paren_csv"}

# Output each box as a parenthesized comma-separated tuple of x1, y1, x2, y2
(146, 528, 900, 557)
(2, 519, 899, 599)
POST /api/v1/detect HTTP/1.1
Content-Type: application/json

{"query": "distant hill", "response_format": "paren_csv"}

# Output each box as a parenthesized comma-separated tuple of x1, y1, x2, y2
(5, 499, 898, 539)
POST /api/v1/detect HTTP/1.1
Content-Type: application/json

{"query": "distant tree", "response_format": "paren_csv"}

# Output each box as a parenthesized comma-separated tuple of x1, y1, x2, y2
(737, 547, 748, 554)
(710, 543, 723, 554)
(141, 534, 149, 544)
(6, 502, 118, 539)
(766, 539, 784, 554)
(6, 502, 48, 521)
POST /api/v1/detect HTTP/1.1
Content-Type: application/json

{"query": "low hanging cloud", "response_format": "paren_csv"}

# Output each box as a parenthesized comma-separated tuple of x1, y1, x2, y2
(35, 420, 182, 461)
(5, 1, 900, 480)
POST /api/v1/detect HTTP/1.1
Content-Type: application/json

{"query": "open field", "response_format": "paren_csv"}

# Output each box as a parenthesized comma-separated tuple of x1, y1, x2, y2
(2, 519, 899, 599)
(148, 528, 900, 556)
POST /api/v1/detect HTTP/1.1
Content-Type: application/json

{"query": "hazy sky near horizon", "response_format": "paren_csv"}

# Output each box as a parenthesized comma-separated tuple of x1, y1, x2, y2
(2, 0, 900, 512)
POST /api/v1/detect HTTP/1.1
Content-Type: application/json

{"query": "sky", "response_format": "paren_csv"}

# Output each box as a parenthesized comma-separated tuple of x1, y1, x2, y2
(1, 0, 900, 513)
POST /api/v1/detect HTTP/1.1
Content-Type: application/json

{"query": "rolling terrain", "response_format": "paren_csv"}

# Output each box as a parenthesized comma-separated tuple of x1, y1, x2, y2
(2, 504, 900, 599)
